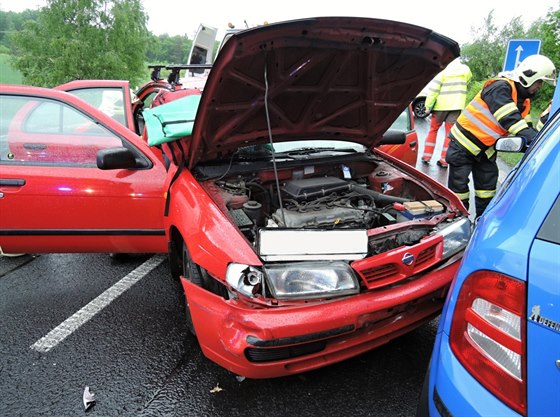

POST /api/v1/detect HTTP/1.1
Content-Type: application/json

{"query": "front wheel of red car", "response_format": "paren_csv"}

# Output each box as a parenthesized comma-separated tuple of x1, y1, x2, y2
(182, 243, 204, 336)
(181, 243, 230, 336)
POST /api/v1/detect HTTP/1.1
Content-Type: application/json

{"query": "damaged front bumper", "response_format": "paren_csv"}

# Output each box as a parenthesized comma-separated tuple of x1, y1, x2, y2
(181, 252, 462, 379)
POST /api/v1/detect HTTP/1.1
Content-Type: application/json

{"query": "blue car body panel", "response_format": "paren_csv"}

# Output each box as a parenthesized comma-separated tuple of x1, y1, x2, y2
(527, 238, 560, 416)
(430, 334, 521, 417)
(424, 109, 560, 416)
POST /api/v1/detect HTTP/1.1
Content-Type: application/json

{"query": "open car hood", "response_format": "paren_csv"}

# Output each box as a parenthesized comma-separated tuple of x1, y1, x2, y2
(188, 17, 459, 167)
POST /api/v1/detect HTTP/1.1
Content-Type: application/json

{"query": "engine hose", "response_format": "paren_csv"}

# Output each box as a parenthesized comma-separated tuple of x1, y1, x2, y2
(349, 183, 411, 204)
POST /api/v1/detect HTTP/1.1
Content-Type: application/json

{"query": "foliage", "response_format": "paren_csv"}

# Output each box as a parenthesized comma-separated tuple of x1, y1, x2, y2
(461, 11, 526, 81)
(9, 0, 149, 87)
(528, 4, 560, 65)
(527, 5, 560, 111)
(498, 151, 523, 168)
(146, 33, 193, 64)
(0, 9, 40, 49)
(0, 53, 23, 84)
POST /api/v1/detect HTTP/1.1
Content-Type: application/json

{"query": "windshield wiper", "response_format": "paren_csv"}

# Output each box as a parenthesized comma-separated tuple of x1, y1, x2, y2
(277, 147, 359, 156)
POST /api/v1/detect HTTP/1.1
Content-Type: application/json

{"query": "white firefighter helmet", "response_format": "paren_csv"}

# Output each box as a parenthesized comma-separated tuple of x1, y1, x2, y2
(515, 54, 556, 87)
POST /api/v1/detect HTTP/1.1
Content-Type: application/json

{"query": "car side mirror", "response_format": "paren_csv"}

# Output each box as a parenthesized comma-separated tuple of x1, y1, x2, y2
(97, 147, 138, 170)
(379, 129, 406, 145)
(495, 137, 525, 152)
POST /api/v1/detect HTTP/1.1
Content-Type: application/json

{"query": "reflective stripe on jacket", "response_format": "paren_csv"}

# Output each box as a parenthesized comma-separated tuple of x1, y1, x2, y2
(450, 78, 530, 156)
(425, 63, 472, 111)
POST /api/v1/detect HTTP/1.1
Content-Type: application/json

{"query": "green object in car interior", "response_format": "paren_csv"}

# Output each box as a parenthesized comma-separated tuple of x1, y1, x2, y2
(144, 94, 201, 146)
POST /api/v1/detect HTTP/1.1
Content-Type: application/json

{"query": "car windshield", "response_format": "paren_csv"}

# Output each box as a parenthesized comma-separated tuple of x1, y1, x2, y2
(269, 107, 409, 155)
(233, 106, 409, 161)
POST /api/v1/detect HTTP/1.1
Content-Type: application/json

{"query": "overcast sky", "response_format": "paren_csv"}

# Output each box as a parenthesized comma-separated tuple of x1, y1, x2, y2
(2, 0, 559, 45)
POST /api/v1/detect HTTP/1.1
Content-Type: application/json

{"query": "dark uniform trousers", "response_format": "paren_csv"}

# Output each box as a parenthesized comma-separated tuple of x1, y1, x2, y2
(446, 139, 499, 218)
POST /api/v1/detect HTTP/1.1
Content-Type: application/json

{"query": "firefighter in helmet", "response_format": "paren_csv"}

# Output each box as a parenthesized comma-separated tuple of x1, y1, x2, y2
(445, 54, 556, 218)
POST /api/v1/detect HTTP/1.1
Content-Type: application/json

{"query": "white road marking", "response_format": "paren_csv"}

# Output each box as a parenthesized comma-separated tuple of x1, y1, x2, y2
(30, 254, 166, 353)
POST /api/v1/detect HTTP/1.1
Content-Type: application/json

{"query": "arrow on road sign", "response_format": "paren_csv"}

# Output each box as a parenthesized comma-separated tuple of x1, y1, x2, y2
(514, 45, 524, 69)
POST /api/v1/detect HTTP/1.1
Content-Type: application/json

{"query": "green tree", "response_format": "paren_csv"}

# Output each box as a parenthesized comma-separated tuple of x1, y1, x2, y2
(9, 0, 149, 87)
(461, 10, 526, 81)
(0, 9, 40, 50)
(146, 33, 193, 64)
(527, 6, 560, 109)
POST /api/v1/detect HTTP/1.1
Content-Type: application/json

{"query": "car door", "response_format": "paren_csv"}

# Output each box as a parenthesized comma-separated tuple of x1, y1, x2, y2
(377, 105, 419, 166)
(526, 195, 560, 416)
(56, 79, 174, 136)
(55, 80, 136, 131)
(0, 85, 168, 254)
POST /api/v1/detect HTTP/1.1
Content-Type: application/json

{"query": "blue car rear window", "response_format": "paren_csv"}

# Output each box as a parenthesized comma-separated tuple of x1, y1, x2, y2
(537, 195, 560, 244)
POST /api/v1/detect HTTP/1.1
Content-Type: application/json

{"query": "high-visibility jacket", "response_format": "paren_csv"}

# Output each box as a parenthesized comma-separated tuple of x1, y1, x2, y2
(425, 62, 472, 112)
(449, 78, 532, 158)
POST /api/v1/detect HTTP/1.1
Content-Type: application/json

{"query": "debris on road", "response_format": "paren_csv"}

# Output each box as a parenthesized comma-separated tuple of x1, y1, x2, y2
(83, 386, 96, 411)
(210, 383, 223, 393)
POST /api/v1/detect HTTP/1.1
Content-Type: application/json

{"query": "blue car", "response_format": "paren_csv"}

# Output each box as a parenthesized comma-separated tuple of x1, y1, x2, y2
(418, 107, 560, 417)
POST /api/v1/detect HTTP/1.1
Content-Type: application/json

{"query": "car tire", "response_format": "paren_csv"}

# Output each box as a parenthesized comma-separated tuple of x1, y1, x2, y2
(168, 237, 183, 281)
(416, 361, 431, 417)
(412, 97, 428, 119)
(182, 243, 204, 336)
(181, 242, 229, 336)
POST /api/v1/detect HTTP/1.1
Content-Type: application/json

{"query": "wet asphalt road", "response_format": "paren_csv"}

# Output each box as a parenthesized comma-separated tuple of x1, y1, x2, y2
(0, 253, 438, 417)
(0, 118, 506, 416)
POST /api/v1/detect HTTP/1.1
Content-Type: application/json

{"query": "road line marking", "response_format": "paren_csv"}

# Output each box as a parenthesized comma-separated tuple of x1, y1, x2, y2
(30, 254, 166, 353)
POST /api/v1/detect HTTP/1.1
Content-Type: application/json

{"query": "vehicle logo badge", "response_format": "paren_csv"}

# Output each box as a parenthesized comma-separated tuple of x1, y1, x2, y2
(402, 252, 415, 266)
(529, 305, 560, 334)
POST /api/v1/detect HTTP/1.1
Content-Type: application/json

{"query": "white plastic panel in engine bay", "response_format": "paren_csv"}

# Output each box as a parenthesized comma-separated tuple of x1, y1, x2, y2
(258, 229, 368, 261)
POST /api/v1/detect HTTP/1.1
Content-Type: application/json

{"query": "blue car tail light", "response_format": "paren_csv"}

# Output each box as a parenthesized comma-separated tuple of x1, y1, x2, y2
(449, 270, 527, 416)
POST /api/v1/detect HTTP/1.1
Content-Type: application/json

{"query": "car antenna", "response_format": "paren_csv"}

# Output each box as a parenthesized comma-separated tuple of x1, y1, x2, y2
(263, 56, 286, 227)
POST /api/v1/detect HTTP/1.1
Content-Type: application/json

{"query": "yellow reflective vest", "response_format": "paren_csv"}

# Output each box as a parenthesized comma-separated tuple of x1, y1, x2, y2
(425, 62, 472, 112)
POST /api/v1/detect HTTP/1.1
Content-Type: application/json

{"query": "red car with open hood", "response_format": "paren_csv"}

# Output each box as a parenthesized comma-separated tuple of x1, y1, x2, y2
(0, 17, 470, 379)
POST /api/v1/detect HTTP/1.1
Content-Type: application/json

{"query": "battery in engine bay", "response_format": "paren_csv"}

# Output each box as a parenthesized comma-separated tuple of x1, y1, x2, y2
(229, 208, 254, 240)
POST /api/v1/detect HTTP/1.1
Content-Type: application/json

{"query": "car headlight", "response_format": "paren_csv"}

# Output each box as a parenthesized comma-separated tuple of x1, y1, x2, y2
(437, 217, 472, 259)
(226, 263, 265, 298)
(264, 261, 359, 300)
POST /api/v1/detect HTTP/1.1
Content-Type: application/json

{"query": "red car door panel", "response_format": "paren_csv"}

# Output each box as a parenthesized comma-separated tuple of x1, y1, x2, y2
(0, 85, 168, 254)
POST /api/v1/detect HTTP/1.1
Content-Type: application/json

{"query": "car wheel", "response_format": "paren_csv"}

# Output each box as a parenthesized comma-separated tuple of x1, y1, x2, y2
(181, 242, 229, 336)
(182, 243, 204, 336)
(413, 97, 428, 119)
(168, 237, 183, 281)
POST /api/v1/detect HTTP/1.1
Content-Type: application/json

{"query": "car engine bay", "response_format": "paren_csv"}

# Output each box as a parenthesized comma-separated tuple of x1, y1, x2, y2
(199, 157, 457, 258)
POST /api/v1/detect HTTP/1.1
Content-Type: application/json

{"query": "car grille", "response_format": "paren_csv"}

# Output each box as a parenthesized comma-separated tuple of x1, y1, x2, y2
(353, 235, 442, 290)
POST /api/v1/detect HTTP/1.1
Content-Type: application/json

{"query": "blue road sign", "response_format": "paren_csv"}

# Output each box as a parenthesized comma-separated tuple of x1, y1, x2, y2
(503, 39, 541, 72)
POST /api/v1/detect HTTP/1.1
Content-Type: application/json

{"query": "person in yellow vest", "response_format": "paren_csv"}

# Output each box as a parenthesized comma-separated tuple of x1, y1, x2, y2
(536, 100, 552, 131)
(446, 54, 556, 218)
(421, 58, 472, 167)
